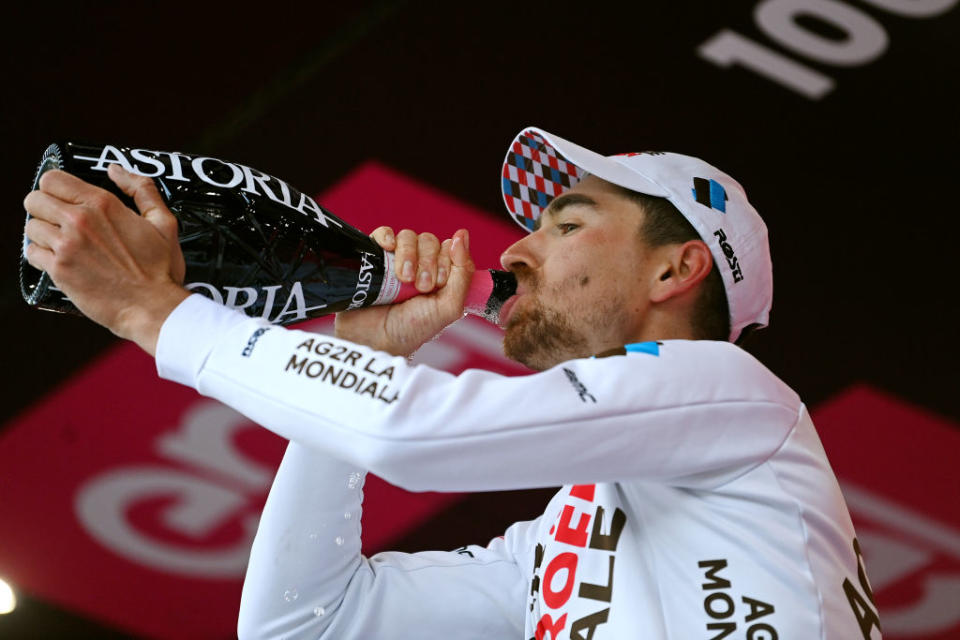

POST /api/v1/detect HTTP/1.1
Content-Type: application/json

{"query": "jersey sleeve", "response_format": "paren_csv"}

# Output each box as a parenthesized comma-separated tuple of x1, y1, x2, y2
(158, 294, 802, 492)
(237, 440, 527, 640)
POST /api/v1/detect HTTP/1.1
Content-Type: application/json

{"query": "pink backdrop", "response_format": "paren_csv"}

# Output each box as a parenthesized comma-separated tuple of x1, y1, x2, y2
(0, 163, 956, 638)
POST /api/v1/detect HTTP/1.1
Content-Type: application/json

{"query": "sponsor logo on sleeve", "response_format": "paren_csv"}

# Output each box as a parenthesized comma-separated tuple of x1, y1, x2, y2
(284, 338, 399, 405)
(241, 327, 270, 357)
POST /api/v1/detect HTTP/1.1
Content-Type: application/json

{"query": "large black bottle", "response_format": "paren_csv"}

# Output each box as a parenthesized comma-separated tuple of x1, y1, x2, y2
(20, 143, 515, 325)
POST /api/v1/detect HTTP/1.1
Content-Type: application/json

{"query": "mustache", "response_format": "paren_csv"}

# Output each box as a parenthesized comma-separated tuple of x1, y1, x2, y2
(509, 264, 539, 292)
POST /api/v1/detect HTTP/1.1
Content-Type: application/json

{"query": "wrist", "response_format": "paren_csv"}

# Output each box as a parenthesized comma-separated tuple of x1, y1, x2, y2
(115, 283, 191, 357)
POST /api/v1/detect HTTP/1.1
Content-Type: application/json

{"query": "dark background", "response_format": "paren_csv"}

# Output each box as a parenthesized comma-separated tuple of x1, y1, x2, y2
(1, 1, 957, 636)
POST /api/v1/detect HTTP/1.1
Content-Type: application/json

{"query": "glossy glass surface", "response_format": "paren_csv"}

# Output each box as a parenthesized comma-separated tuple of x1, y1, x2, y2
(21, 142, 389, 325)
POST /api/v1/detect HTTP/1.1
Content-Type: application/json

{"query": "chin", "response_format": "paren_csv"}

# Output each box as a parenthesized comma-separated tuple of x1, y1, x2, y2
(502, 306, 590, 371)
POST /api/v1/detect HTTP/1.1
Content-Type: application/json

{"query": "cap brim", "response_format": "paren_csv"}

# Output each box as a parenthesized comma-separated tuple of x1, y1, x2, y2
(501, 127, 669, 232)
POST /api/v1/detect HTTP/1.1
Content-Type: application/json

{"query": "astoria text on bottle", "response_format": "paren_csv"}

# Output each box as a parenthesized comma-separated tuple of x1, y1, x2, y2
(21, 142, 515, 326)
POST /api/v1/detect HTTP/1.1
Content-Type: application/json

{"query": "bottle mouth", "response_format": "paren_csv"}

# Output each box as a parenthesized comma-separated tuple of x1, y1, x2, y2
(472, 269, 517, 326)
(20, 144, 63, 306)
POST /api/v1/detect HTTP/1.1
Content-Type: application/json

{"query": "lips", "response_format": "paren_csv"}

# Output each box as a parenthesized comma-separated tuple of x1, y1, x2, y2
(497, 294, 520, 328)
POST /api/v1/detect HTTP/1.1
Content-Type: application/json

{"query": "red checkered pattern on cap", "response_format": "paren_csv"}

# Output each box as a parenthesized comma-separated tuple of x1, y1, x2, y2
(502, 130, 584, 230)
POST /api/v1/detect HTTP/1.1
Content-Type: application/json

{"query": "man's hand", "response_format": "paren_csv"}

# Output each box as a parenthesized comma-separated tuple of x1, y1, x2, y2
(334, 227, 474, 357)
(23, 164, 190, 356)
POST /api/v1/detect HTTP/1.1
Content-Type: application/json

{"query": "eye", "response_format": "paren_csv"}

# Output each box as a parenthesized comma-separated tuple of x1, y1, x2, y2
(557, 222, 579, 235)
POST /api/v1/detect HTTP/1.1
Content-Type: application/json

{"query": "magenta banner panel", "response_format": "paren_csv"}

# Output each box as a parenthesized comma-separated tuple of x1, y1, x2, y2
(0, 162, 528, 639)
(1, 163, 955, 639)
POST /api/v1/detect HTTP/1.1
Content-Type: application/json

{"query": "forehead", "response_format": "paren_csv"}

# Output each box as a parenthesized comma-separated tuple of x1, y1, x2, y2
(544, 176, 643, 217)
(534, 178, 645, 234)
(566, 175, 631, 199)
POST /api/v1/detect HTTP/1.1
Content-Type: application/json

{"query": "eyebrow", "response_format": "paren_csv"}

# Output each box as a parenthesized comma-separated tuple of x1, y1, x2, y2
(534, 193, 598, 230)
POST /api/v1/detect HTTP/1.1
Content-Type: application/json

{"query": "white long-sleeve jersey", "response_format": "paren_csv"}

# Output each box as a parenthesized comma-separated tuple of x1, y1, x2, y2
(156, 295, 882, 640)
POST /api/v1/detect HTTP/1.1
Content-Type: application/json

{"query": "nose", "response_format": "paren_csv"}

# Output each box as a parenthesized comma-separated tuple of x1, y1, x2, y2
(500, 232, 539, 272)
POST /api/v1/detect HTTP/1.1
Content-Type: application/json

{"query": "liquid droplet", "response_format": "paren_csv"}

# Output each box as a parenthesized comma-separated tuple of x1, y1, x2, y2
(314, 606, 326, 617)
(347, 472, 362, 489)
(335, 536, 344, 546)
(283, 589, 299, 602)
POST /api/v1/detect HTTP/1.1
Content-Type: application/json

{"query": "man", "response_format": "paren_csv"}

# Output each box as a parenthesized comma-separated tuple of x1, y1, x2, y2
(23, 127, 881, 639)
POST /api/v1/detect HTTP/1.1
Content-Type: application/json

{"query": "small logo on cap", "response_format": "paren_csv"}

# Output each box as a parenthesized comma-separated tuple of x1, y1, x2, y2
(713, 228, 744, 283)
(616, 151, 666, 157)
(692, 177, 727, 213)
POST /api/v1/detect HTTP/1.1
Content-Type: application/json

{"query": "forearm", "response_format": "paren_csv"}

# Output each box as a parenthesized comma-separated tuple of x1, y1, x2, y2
(238, 442, 365, 640)
(159, 295, 801, 493)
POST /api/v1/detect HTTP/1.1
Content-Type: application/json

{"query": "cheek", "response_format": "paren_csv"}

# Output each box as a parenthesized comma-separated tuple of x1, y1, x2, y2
(541, 232, 624, 296)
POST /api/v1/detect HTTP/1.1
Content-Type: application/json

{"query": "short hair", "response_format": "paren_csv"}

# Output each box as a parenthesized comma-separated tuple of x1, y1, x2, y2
(617, 187, 731, 341)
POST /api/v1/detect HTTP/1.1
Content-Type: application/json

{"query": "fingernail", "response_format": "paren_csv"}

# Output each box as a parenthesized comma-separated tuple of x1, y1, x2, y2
(437, 267, 447, 285)
(402, 260, 414, 281)
(384, 230, 394, 244)
(418, 269, 432, 288)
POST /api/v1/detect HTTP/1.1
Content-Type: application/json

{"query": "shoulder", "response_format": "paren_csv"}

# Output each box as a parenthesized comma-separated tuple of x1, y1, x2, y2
(657, 339, 766, 370)
(586, 339, 802, 412)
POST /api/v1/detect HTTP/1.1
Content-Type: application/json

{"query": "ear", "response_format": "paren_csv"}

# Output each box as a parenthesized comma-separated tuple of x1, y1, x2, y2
(649, 240, 713, 303)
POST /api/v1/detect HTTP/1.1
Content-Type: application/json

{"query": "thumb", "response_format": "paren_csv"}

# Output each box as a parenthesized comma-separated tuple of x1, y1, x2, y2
(441, 229, 475, 311)
(108, 163, 179, 242)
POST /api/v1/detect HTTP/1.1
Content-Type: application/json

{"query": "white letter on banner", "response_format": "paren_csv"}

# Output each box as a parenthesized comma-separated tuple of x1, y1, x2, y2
(861, 0, 957, 17)
(156, 402, 272, 490)
(755, 0, 889, 66)
(698, 29, 835, 99)
(75, 467, 256, 577)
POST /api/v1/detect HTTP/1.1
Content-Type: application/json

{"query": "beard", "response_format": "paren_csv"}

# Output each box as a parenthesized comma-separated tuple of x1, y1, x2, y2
(501, 267, 628, 370)
(502, 297, 590, 371)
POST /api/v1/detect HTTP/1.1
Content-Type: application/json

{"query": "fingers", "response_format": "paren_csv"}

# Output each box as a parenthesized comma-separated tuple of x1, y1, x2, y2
(450, 228, 470, 268)
(34, 170, 125, 238)
(435, 229, 474, 320)
(388, 228, 456, 292)
(37, 169, 95, 205)
(438, 239, 452, 287)
(394, 229, 418, 283)
(108, 164, 178, 242)
(30, 168, 129, 237)
(416, 232, 440, 292)
(24, 189, 72, 226)
(24, 190, 118, 259)
(106, 165, 184, 283)
(23, 216, 60, 274)
(24, 241, 54, 274)
(24, 217, 60, 252)
(369, 226, 397, 251)
(108, 163, 161, 211)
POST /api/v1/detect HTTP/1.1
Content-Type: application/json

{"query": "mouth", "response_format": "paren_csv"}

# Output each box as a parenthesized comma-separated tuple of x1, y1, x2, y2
(497, 294, 520, 328)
